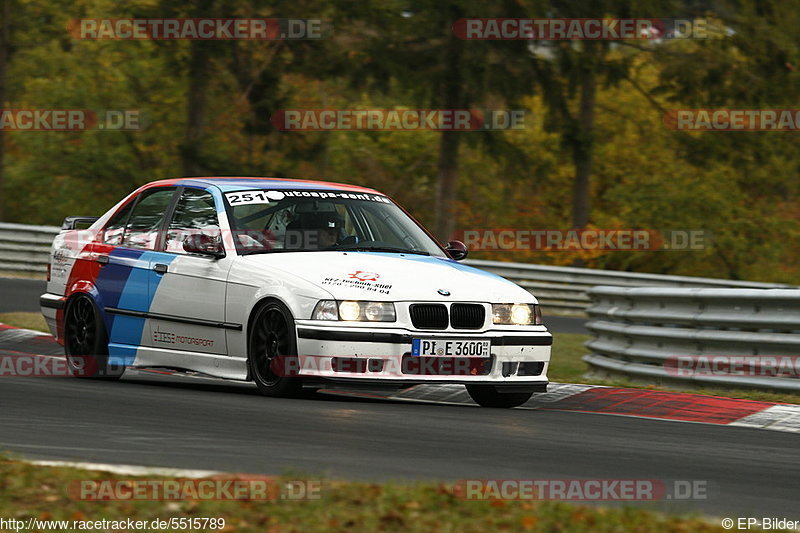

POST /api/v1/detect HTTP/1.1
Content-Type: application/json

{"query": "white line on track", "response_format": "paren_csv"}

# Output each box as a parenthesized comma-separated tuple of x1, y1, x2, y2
(25, 460, 223, 478)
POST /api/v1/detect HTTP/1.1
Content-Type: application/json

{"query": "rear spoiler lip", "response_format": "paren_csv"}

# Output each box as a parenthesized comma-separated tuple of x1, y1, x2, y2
(62, 216, 100, 230)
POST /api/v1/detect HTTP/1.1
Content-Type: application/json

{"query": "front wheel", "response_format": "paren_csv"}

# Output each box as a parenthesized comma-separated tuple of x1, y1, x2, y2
(248, 301, 303, 397)
(64, 294, 122, 379)
(466, 385, 533, 408)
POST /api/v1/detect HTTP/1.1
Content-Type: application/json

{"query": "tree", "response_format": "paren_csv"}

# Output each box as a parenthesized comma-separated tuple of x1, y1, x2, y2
(0, 0, 11, 220)
(523, 0, 678, 230)
(327, 0, 535, 241)
(648, 0, 800, 280)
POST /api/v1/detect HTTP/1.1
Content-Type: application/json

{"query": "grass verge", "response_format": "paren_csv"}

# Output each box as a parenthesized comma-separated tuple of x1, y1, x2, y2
(550, 332, 800, 405)
(0, 271, 46, 280)
(0, 456, 736, 532)
(0, 312, 48, 332)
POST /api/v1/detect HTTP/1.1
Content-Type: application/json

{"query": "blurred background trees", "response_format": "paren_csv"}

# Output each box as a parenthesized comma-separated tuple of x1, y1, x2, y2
(0, 0, 797, 283)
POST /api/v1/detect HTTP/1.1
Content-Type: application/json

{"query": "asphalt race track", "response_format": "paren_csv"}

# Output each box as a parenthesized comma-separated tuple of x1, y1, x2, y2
(0, 276, 797, 519)
(0, 278, 46, 313)
(2, 366, 799, 518)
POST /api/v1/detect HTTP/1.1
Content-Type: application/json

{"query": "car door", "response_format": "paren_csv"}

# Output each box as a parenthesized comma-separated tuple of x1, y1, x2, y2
(98, 186, 178, 365)
(145, 187, 232, 358)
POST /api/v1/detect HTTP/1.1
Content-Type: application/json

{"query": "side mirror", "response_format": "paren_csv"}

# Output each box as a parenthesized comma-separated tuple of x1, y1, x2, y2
(445, 240, 468, 261)
(183, 234, 225, 258)
(62, 216, 100, 230)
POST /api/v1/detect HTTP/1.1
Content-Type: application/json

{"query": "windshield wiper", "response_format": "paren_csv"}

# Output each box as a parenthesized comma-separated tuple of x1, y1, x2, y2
(334, 245, 430, 255)
(239, 248, 302, 256)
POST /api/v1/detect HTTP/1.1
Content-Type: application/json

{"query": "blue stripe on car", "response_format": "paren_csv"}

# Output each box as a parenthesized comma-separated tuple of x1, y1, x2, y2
(105, 250, 175, 366)
(210, 181, 376, 193)
(94, 248, 145, 333)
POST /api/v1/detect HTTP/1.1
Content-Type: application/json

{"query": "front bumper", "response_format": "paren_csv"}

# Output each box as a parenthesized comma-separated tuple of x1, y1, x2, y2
(294, 322, 552, 386)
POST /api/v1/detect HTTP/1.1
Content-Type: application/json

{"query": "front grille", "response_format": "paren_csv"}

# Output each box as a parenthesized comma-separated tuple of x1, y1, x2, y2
(410, 304, 449, 330)
(450, 303, 485, 329)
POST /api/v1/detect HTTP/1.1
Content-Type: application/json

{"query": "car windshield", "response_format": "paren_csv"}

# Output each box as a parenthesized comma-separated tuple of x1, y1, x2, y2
(223, 188, 446, 257)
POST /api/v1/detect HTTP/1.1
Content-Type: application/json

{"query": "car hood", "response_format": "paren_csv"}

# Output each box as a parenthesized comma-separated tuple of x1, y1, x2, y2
(239, 251, 536, 303)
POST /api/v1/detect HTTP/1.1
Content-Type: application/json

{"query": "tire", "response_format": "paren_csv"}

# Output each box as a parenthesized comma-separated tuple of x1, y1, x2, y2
(466, 385, 533, 408)
(248, 300, 303, 397)
(64, 294, 123, 379)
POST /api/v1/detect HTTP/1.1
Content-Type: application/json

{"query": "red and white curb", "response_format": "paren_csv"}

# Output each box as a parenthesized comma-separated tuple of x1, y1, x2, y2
(3, 323, 800, 433)
(728, 405, 800, 432)
(0, 323, 63, 356)
(389, 383, 800, 433)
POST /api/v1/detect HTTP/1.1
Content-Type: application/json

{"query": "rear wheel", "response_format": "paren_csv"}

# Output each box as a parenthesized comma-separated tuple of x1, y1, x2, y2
(466, 385, 532, 408)
(64, 294, 122, 379)
(248, 301, 303, 397)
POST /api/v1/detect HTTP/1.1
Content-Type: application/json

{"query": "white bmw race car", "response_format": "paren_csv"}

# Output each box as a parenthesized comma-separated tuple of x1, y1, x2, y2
(40, 177, 552, 407)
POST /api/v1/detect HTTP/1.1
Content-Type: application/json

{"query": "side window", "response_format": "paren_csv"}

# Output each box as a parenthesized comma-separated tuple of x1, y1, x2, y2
(165, 189, 221, 253)
(102, 201, 134, 246)
(121, 188, 176, 250)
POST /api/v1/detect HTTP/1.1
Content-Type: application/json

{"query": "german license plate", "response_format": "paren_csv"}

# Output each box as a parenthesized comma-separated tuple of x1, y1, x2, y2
(411, 339, 491, 357)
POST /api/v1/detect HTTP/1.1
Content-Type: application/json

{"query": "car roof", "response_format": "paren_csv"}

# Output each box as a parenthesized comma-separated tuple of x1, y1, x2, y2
(142, 176, 384, 195)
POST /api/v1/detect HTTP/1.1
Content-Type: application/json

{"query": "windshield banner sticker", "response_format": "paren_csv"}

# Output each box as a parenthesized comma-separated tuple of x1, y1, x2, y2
(225, 190, 286, 206)
(226, 189, 391, 206)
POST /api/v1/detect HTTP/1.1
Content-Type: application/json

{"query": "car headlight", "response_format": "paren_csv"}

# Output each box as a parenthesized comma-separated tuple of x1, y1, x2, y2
(338, 301, 361, 321)
(311, 300, 338, 320)
(312, 300, 396, 322)
(492, 303, 541, 325)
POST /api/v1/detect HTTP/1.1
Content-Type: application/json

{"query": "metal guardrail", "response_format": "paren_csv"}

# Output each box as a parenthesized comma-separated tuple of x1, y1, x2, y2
(0, 223, 60, 273)
(463, 259, 793, 314)
(0, 223, 794, 313)
(583, 286, 800, 391)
